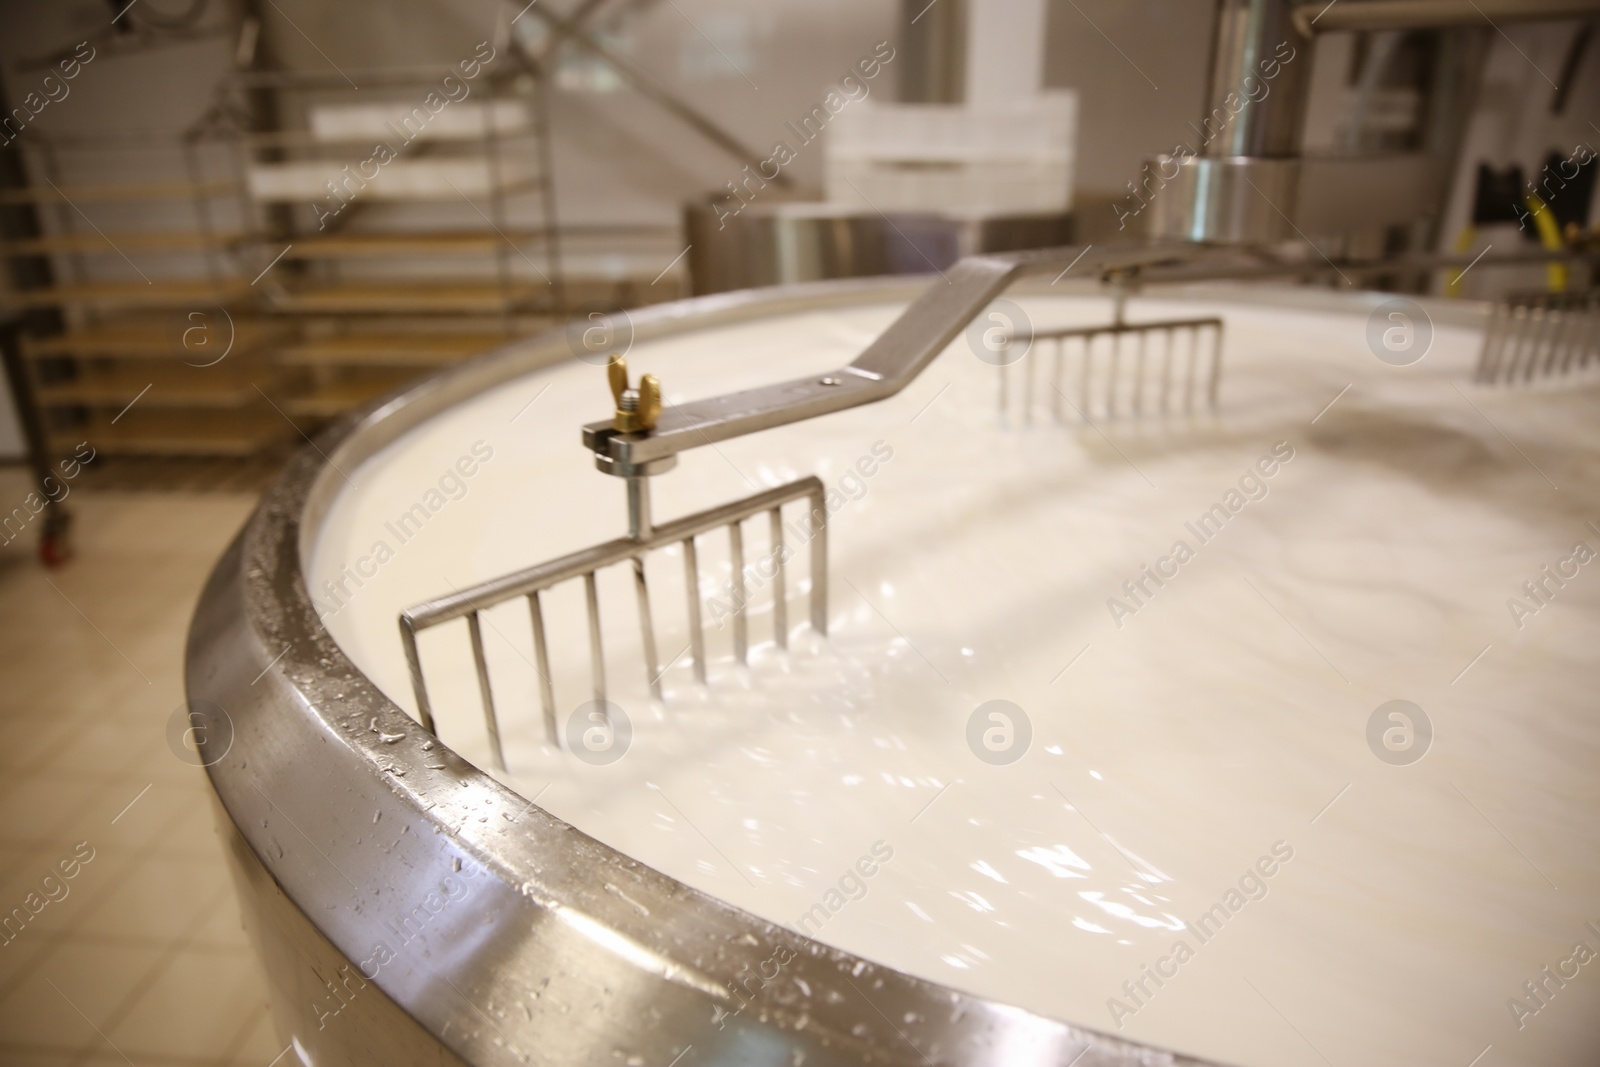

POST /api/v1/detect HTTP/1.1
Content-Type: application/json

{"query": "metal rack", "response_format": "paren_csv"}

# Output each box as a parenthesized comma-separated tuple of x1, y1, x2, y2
(0, 130, 290, 460)
(1476, 288, 1600, 384)
(230, 63, 567, 422)
(400, 476, 827, 769)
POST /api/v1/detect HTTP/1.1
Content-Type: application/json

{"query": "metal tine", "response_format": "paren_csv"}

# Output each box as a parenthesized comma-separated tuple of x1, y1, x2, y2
(1106, 330, 1121, 419)
(729, 520, 748, 665)
(769, 508, 787, 650)
(1177, 327, 1191, 413)
(1548, 300, 1574, 379)
(401, 477, 827, 759)
(1078, 334, 1092, 420)
(632, 553, 662, 701)
(467, 612, 506, 772)
(1477, 300, 1507, 383)
(1028, 315, 1223, 420)
(1568, 297, 1582, 369)
(1496, 303, 1523, 384)
(682, 537, 707, 683)
(1051, 337, 1064, 422)
(1021, 332, 1036, 424)
(1588, 294, 1600, 370)
(1192, 326, 1205, 410)
(1590, 294, 1600, 368)
(527, 592, 557, 746)
(584, 571, 605, 702)
(1531, 299, 1558, 382)
(997, 353, 1009, 419)
(1478, 290, 1600, 385)
(1582, 295, 1600, 370)
(1159, 327, 1174, 413)
(1205, 323, 1223, 409)
(1132, 328, 1147, 416)
(1471, 303, 1490, 383)
(1523, 302, 1553, 383)
(1503, 303, 1532, 384)
(1184, 326, 1199, 414)
(1570, 293, 1594, 371)
(1520, 299, 1546, 382)
(1547, 300, 1567, 374)
(1572, 295, 1592, 373)
(398, 617, 433, 734)
(1548, 296, 1571, 374)
(809, 505, 829, 635)
(1189, 325, 1203, 408)
(1535, 299, 1560, 378)
(1170, 329, 1184, 413)
(1499, 300, 1523, 381)
(1575, 299, 1586, 372)
(1545, 301, 1571, 376)
(1568, 292, 1593, 371)
(1473, 303, 1494, 383)
(1559, 295, 1586, 373)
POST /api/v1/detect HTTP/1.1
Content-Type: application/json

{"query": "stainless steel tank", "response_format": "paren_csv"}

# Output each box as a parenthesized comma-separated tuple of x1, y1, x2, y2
(185, 275, 1209, 1067)
(185, 238, 1600, 1065)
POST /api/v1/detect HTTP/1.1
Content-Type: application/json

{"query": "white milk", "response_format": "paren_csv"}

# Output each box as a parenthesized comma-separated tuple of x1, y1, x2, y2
(312, 289, 1600, 1067)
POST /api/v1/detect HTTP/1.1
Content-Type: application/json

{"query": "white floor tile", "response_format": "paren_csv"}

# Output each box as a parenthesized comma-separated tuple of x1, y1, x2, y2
(0, 489, 268, 1065)
(105, 945, 269, 1062)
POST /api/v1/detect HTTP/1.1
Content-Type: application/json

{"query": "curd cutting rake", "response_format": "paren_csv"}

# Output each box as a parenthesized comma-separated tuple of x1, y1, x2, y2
(398, 245, 1233, 769)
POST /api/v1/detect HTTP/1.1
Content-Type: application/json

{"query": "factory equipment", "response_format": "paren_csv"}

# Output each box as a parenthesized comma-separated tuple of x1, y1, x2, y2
(187, 3, 1600, 1065)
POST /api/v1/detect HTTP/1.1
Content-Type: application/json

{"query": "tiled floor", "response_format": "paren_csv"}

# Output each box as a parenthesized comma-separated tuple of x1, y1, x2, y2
(0, 471, 282, 1066)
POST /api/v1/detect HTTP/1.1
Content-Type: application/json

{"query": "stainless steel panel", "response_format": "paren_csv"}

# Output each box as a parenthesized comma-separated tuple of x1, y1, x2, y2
(1143, 156, 1302, 244)
(684, 199, 1072, 296)
(1294, 153, 1445, 236)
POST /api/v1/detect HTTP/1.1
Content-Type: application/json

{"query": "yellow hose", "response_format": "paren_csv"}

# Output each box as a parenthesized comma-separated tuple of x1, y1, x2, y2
(1526, 195, 1568, 292)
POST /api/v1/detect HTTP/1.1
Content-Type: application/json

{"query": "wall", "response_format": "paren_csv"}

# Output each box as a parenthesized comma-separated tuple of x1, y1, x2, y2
(1041, 0, 1215, 205)
(256, 0, 899, 226)
(1, 1, 1596, 303)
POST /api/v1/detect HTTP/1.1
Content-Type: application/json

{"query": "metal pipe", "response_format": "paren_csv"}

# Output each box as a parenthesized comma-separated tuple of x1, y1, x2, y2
(626, 475, 651, 540)
(899, 0, 966, 103)
(585, 571, 606, 703)
(1294, 0, 1600, 35)
(1202, 0, 1313, 159)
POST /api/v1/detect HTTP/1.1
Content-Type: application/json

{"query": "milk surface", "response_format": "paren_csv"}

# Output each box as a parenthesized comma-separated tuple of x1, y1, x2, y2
(312, 289, 1600, 1067)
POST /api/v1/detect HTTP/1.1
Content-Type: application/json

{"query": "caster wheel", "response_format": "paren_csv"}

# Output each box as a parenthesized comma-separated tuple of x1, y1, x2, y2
(38, 512, 72, 568)
(39, 534, 70, 568)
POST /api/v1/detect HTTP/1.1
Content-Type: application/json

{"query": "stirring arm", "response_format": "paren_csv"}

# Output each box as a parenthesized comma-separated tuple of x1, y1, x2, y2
(582, 243, 1204, 469)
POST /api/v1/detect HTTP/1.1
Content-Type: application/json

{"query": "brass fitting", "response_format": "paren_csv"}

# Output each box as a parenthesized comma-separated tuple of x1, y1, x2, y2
(607, 354, 661, 433)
